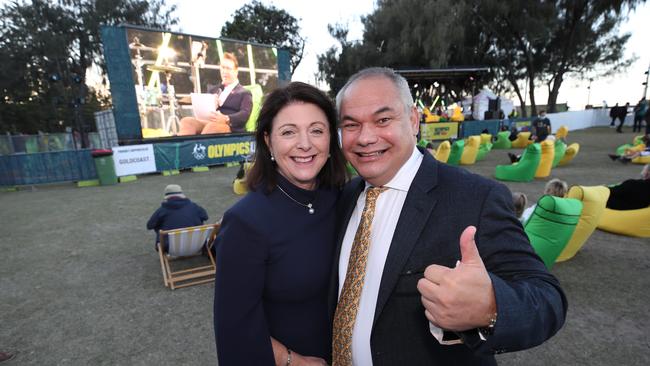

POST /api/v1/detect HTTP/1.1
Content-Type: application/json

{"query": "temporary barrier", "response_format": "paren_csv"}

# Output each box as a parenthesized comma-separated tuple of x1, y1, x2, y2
(0, 149, 96, 186)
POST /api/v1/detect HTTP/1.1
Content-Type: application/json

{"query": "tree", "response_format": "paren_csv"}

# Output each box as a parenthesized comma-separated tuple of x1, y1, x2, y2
(318, 0, 473, 98)
(0, 0, 177, 136)
(542, 0, 638, 112)
(221, 1, 305, 75)
(319, 0, 643, 116)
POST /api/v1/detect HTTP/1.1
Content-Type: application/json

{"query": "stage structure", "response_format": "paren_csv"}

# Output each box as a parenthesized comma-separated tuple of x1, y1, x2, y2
(100, 25, 291, 173)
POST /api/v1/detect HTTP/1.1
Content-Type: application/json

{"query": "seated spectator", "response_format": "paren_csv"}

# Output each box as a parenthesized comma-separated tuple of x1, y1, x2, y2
(512, 192, 528, 222)
(508, 126, 519, 141)
(508, 136, 556, 163)
(521, 179, 568, 223)
(146, 184, 208, 252)
(608, 134, 650, 163)
(606, 164, 650, 210)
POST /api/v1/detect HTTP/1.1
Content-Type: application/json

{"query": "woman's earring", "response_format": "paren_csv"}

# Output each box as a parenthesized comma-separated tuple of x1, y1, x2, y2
(270, 154, 275, 161)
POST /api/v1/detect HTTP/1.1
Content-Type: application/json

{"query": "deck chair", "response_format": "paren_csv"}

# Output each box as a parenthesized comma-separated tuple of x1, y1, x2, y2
(158, 223, 219, 290)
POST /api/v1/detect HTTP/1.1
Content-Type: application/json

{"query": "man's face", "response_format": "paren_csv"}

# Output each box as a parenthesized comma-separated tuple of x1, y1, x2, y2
(339, 76, 419, 187)
(219, 58, 238, 86)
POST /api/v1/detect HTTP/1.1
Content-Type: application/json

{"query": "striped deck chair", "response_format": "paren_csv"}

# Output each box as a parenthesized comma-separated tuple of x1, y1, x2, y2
(158, 223, 219, 290)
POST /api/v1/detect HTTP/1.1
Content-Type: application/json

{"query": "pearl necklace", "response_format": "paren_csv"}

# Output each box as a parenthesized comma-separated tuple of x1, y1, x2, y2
(276, 184, 315, 214)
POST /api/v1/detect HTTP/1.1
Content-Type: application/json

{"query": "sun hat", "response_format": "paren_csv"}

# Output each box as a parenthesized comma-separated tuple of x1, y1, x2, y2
(164, 184, 186, 199)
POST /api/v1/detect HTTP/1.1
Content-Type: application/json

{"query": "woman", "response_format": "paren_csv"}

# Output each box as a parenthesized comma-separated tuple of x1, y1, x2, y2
(214, 82, 348, 365)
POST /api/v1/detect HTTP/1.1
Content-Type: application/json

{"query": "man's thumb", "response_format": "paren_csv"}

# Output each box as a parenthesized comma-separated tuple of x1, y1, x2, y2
(459, 226, 481, 264)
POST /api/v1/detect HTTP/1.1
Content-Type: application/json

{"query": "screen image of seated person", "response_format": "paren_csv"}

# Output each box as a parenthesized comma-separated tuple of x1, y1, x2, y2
(178, 52, 253, 135)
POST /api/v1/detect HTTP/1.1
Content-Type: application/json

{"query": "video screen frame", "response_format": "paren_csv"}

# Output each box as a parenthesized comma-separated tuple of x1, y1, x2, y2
(101, 25, 291, 144)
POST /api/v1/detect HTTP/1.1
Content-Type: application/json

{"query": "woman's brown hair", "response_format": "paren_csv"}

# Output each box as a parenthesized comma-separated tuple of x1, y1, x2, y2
(246, 82, 348, 191)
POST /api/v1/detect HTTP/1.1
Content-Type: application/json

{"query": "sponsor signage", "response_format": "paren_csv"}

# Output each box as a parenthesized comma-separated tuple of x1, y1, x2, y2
(420, 122, 459, 141)
(112, 144, 157, 176)
(154, 135, 255, 171)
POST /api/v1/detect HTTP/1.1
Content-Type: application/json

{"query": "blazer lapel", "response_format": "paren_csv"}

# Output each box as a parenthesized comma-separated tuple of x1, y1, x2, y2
(373, 150, 439, 324)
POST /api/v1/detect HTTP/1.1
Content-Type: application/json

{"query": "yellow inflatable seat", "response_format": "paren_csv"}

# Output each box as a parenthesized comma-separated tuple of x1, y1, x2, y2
(460, 136, 481, 165)
(558, 143, 579, 166)
(535, 140, 555, 178)
(232, 162, 254, 195)
(598, 206, 650, 237)
(556, 185, 610, 262)
(511, 132, 533, 148)
(432, 141, 451, 163)
(555, 125, 568, 140)
(480, 133, 492, 145)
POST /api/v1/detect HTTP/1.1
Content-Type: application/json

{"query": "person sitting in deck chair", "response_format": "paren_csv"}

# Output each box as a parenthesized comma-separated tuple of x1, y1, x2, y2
(146, 184, 208, 252)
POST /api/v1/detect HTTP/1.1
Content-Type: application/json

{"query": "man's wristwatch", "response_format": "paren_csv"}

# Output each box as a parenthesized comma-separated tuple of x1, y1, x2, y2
(478, 312, 498, 339)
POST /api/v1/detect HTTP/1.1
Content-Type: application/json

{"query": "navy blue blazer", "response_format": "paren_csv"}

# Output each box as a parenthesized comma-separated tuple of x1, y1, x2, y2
(329, 148, 567, 365)
(209, 83, 252, 133)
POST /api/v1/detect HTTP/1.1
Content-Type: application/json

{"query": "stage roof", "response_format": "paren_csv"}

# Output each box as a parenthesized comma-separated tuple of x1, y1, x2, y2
(396, 67, 490, 81)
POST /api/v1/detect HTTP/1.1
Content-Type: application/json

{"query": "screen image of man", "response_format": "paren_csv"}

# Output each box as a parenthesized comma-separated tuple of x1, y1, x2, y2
(178, 52, 252, 135)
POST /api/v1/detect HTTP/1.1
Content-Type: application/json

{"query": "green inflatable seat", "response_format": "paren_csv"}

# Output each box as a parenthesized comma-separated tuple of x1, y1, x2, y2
(524, 195, 583, 269)
(476, 142, 493, 161)
(446, 139, 465, 166)
(494, 143, 541, 182)
(552, 139, 567, 168)
(492, 131, 512, 149)
(243, 84, 264, 132)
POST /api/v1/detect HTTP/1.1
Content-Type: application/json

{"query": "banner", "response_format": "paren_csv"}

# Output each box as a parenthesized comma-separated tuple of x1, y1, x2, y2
(154, 135, 255, 171)
(112, 144, 157, 176)
(516, 120, 532, 131)
(420, 122, 459, 141)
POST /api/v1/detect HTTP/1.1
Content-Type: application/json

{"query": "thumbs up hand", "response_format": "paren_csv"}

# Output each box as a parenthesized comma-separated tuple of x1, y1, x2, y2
(416, 226, 497, 332)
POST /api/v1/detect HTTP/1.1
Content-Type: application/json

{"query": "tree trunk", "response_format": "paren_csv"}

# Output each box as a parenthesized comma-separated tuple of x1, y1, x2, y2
(507, 76, 527, 117)
(528, 75, 537, 117)
(546, 75, 563, 113)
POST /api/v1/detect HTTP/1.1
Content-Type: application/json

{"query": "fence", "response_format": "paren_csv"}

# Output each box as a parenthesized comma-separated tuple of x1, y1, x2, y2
(0, 149, 97, 186)
(0, 132, 102, 155)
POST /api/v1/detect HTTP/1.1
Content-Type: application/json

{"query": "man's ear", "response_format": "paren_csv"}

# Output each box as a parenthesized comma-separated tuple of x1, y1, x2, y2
(409, 106, 420, 135)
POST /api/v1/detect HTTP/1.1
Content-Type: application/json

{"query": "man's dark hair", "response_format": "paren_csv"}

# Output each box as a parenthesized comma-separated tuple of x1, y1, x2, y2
(247, 82, 348, 191)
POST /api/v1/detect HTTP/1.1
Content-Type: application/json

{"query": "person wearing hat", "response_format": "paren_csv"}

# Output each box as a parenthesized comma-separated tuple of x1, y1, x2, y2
(146, 184, 208, 252)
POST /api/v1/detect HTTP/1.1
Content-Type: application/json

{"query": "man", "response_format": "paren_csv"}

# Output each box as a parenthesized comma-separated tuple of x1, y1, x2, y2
(616, 102, 630, 133)
(146, 184, 208, 252)
(531, 110, 551, 141)
(633, 98, 648, 133)
(178, 52, 252, 135)
(609, 102, 619, 127)
(606, 164, 650, 210)
(331, 68, 567, 365)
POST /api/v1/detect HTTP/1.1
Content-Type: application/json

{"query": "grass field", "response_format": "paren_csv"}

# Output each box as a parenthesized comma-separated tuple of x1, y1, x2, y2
(1, 126, 648, 365)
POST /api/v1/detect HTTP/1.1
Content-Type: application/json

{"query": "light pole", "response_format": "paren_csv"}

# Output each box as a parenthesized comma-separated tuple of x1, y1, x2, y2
(587, 78, 593, 107)
(643, 60, 649, 99)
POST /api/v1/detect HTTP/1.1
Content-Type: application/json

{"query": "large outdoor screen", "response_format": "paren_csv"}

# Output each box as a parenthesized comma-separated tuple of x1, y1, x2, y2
(105, 26, 283, 140)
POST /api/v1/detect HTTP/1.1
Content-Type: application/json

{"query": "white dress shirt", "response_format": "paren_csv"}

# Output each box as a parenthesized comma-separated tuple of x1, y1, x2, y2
(218, 80, 239, 107)
(338, 146, 423, 365)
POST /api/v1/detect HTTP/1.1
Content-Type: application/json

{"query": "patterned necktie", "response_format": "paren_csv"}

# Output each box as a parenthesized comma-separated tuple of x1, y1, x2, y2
(332, 186, 388, 366)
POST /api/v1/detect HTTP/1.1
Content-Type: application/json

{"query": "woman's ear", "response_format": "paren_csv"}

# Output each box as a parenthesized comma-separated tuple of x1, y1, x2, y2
(264, 132, 272, 156)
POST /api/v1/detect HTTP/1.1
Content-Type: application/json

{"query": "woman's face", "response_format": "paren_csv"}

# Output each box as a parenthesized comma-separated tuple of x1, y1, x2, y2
(265, 102, 331, 190)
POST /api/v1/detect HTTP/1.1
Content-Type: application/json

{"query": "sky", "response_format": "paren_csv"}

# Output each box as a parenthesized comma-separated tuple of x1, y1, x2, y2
(1, 0, 647, 110)
(173, 0, 650, 110)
